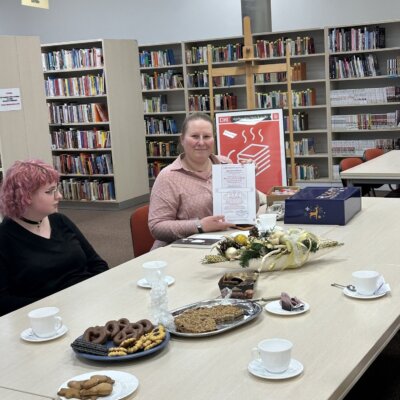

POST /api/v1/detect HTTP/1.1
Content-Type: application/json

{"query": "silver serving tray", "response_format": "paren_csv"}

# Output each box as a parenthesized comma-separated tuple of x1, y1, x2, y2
(169, 298, 262, 337)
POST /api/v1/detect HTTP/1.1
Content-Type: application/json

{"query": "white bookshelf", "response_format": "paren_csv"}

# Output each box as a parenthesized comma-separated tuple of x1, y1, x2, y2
(0, 36, 51, 180)
(42, 39, 149, 209)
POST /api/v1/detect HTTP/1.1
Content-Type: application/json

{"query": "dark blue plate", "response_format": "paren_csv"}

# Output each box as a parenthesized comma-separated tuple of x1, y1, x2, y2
(72, 331, 170, 361)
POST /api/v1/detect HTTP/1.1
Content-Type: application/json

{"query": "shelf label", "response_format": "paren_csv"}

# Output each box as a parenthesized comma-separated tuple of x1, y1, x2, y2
(0, 88, 22, 112)
(21, 0, 49, 9)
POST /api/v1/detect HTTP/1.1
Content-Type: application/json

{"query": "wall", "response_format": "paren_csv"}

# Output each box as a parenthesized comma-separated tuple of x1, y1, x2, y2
(0, 0, 242, 44)
(271, 0, 400, 31)
(1, 0, 400, 45)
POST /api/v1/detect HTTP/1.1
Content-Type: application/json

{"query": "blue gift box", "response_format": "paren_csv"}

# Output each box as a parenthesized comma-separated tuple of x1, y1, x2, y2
(284, 187, 361, 225)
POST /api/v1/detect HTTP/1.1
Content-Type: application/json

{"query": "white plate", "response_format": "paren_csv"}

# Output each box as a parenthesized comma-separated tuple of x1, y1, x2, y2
(343, 287, 389, 299)
(20, 324, 68, 342)
(57, 370, 138, 400)
(137, 275, 175, 288)
(248, 358, 303, 380)
(264, 300, 310, 316)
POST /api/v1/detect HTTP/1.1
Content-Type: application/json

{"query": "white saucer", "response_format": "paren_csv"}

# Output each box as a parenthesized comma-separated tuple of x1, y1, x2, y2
(137, 275, 175, 288)
(20, 324, 68, 342)
(264, 300, 310, 316)
(343, 286, 389, 299)
(248, 358, 303, 380)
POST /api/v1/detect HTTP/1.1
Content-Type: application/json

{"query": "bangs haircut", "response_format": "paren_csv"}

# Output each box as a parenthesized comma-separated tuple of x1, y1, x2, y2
(0, 160, 59, 218)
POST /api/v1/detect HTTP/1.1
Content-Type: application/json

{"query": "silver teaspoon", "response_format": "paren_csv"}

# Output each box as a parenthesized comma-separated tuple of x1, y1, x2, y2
(331, 283, 357, 292)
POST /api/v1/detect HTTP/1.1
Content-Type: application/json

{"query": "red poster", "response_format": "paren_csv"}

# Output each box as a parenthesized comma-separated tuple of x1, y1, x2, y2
(216, 110, 287, 193)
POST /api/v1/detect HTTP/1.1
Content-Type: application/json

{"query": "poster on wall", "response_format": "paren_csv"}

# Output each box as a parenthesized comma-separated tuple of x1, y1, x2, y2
(215, 109, 287, 194)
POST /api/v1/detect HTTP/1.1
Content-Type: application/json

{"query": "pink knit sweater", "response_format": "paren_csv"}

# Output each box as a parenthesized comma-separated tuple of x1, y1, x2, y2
(148, 154, 231, 249)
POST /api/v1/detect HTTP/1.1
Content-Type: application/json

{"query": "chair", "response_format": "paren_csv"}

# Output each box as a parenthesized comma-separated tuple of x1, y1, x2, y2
(339, 157, 372, 196)
(130, 204, 155, 257)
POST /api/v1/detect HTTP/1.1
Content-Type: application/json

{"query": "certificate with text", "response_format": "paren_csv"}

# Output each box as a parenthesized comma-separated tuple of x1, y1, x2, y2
(212, 164, 257, 224)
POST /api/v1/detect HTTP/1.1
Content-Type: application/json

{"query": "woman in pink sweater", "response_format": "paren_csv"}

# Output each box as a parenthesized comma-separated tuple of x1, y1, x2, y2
(148, 113, 237, 249)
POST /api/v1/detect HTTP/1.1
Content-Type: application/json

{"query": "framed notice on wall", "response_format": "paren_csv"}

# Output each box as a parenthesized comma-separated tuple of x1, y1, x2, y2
(215, 109, 287, 194)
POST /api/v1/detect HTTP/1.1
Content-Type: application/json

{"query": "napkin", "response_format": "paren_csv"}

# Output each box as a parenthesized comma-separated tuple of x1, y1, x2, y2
(374, 276, 391, 295)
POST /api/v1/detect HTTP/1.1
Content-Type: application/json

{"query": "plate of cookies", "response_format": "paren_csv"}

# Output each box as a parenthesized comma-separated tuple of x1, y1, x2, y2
(71, 318, 170, 361)
(57, 370, 138, 400)
(169, 298, 262, 337)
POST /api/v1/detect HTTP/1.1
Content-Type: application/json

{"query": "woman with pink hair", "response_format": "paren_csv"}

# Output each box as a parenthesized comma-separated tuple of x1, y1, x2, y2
(0, 160, 108, 316)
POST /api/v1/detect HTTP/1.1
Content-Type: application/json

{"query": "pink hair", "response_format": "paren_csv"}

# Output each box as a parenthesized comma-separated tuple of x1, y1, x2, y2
(0, 159, 59, 218)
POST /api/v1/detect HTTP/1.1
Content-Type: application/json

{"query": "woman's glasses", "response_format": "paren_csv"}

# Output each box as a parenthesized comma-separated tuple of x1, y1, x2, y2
(44, 184, 62, 197)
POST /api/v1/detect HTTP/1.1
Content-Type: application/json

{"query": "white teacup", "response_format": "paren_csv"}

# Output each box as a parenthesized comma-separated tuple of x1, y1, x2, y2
(352, 270, 380, 295)
(256, 213, 277, 231)
(28, 307, 63, 338)
(252, 338, 293, 373)
(142, 260, 167, 286)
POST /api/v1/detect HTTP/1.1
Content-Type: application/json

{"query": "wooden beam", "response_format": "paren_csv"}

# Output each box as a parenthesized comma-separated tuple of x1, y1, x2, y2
(209, 66, 246, 78)
(252, 63, 288, 74)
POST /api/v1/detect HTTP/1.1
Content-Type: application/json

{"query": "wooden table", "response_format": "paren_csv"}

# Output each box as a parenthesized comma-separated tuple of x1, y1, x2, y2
(0, 198, 399, 400)
(0, 387, 54, 400)
(340, 149, 400, 185)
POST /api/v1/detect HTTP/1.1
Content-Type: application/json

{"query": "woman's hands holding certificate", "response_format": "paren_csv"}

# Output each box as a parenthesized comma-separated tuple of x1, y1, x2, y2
(201, 215, 236, 233)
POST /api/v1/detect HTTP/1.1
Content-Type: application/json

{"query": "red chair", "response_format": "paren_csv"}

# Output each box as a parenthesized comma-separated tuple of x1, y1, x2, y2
(339, 157, 371, 196)
(130, 204, 155, 257)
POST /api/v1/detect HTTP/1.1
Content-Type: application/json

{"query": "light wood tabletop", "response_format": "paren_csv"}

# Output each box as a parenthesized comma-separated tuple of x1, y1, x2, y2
(0, 387, 54, 400)
(340, 149, 400, 185)
(0, 197, 399, 400)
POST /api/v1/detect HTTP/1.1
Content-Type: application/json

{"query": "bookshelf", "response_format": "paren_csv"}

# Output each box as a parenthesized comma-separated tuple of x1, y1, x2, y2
(42, 39, 149, 209)
(139, 19, 400, 187)
(0, 36, 51, 183)
(327, 20, 400, 182)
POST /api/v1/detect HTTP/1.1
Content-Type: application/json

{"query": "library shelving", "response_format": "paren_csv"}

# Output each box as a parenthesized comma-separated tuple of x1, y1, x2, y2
(0, 36, 51, 179)
(327, 20, 400, 181)
(139, 19, 400, 186)
(42, 39, 148, 209)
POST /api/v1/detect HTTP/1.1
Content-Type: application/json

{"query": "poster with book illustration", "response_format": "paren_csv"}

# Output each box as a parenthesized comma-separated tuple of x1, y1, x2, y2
(215, 109, 286, 193)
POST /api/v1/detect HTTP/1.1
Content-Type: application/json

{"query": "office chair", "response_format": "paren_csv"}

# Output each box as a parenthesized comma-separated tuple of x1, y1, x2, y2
(339, 157, 371, 196)
(130, 204, 155, 257)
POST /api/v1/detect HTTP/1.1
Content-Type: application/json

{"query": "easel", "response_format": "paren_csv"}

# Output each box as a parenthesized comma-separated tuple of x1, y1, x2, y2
(208, 16, 296, 185)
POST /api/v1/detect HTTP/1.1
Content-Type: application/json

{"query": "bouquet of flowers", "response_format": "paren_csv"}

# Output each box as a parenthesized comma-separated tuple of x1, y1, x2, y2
(202, 226, 343, 272)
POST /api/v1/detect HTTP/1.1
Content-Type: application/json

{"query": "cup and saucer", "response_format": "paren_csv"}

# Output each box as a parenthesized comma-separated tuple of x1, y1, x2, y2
(344, 270, 390, 300)
(248, 358, 304, 380)
(21, 306, 68, 342)
(248, 338, 304, 380)
(137, 260, 175, 289)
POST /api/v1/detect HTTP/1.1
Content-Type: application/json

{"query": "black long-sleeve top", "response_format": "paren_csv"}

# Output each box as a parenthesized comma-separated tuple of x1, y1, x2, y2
(0, 213, 108, 316)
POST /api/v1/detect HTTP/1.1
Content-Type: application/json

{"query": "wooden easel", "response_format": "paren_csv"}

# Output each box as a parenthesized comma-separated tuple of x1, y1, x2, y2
(208, 16, 296, 185)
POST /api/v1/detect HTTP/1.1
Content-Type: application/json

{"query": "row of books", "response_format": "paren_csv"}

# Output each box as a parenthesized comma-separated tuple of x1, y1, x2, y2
(330, 86, 400, 106)
(329, 54, 379, 79)
(186, 71, 235, 88)
(283, 112, 309, 131)
(188, 93, 238, 112)
(141, 70, 184, 90)
(254, 62, 306, 83)
(143, 96, 168, 113)
(60, 178, 115, 201)
(256, 88, 317, 109)
(139, 49, 176, 68)
(285, 138, 315, 156)
(253, 36, 316, 58)
(51, 129, 111, 150)
(328, 26, 385, 53)
(53, 153, 113, 175)
(331, 111, 400, 130)
(331, 139, 378, 156)
(146, 141, 178, 157)
(48, 103, 109, 124)
(387, 57, 400, 76)
(185, 44, 243, 64)
(44, 75, 106, 97)
(42, 48, 103, 71)
(144, 117, 178, 135)
(287, 164, 319, 180)
(148, 161, 168, 178)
